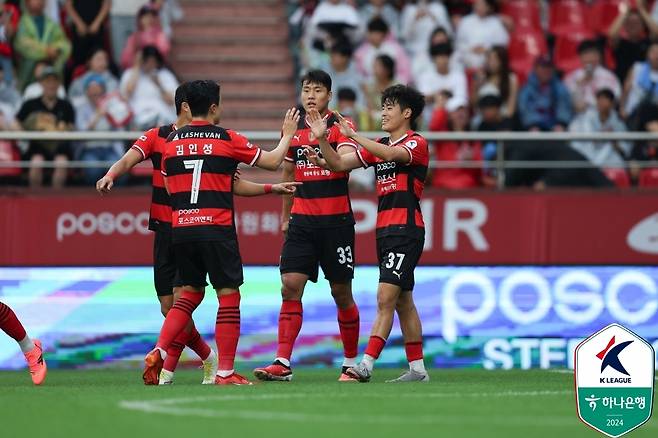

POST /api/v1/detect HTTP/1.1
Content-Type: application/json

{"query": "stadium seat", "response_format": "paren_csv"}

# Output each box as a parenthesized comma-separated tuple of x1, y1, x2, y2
(603, 167, 631, 187)
(639, 167, 658, 187)
(589, 0, 623, 35)
(509, 29, 548, 83)
(554, 31, 594, 73)
(549, 0, 588, 36)
(0, 141, 21, 178)
(501, 0, 542, 31)
(130, 159, 153, 177)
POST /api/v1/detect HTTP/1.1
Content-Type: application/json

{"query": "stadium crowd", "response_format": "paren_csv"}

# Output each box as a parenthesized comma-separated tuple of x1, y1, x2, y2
(1, 0, 658, 189)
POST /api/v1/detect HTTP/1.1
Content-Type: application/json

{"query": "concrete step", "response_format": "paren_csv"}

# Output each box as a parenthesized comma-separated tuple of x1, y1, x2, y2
(172, 51, 289, 64)
(221, 97, 294, 110)
(176, 62, 293, 80)
(180, 2, 284, 18)
(172, 23, 286, 38)
(171, 44, 289, 57)
(181, 15, 283, 26)
(173, 34, 287, 45)
(221, 117, 288, 131)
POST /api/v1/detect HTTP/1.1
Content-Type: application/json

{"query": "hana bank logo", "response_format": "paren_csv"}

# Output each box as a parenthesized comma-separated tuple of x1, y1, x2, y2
(627, 213, 658, 254)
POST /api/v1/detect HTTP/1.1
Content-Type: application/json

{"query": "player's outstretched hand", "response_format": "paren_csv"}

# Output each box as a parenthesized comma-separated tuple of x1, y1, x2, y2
(282, 108, 301, 137)
(307, 108, 327, 140)
(334, 112, 356, 138)
(272, 181, 302, 195)
(302, 145, 329, 170)
(96, 175, 114, 195)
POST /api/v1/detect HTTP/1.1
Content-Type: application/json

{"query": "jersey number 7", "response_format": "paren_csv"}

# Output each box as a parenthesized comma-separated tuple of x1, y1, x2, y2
(183, 159, 204, 204)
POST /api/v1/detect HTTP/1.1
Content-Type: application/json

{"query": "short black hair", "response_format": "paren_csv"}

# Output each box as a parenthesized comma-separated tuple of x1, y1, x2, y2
(430, 42, 453, 58)
(376, 54, 396, 81)
(577, 39, 599, 55)
(596, 88, 615, 101)
(142, 45, 164, 68)
(331, 40, 353, 58)
(367, 17, 389, 34)
(478, 94, 503, 109)
(337, 87, 357, 102)
(483, 0, 500, 13)
(174, 82, 188, 116)
(185, 80, 220, 117)
(381, 84, 425, 129)
(300, 69, 332, 91)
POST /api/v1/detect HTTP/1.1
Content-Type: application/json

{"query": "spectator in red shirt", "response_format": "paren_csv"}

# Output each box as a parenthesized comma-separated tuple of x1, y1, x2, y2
(428, 94, 483, 189)
(120, 5, 170, 70)
(0, 0, 20, 85)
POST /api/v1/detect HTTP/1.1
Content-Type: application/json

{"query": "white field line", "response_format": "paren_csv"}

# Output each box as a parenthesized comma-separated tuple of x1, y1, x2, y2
(118, 390, 590, 427)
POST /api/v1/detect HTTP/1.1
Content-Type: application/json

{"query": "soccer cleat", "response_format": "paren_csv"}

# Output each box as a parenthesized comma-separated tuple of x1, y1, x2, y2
(253, 360, 293, 382)
(143, 348, 164, 385)
(385, 370, 430, 383)
(215, 372, 253, 385)
(159, 369, 174, 385)
(201, 349, 218, 385)
(24, 339, 47, 385)
(345, 363, 371, 383)
(338, 366, 358, 382)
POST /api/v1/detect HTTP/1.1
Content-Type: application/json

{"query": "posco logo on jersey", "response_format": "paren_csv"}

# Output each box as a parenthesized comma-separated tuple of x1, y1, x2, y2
(56, 212, 150, 241)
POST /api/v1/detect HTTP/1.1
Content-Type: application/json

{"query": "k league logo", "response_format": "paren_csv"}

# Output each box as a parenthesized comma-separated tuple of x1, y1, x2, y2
(575, 324, 655, 437)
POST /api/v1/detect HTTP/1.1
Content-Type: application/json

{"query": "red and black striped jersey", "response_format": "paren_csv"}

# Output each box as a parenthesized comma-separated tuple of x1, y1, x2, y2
(284, 111, 357, 228)
(131, 124, 176, 232)
(161, 121, 262, 243)
(357, 131, 429, 240)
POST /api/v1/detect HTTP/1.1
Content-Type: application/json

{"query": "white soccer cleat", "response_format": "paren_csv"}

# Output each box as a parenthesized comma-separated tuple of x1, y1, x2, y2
(201, 349, 218, 385)
(159, 369, 174, 385)
(385, 370, 430, 383)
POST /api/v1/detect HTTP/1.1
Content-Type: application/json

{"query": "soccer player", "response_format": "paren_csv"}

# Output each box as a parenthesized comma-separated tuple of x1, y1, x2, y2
(253, 70, 361, 382)
(0, 301, 47, 385)
(96, 83, 217, 385)
(96, 83, 293, 385)
(143, 79, 300, 386)
(305, 84, 430, 383)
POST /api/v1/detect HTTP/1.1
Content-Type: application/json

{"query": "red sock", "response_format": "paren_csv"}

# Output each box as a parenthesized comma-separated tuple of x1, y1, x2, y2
(276, 300, 303, 361)
(216, 292, 240, 371)
(164, 330, 189, 372)
(405, 341, 424, 362)
(337, 304, 360, 359)
(364, 336, 386, 359)
(156, 290, 204, 351)
(187, 326, 211, 361)
(0, 302, 27, 342)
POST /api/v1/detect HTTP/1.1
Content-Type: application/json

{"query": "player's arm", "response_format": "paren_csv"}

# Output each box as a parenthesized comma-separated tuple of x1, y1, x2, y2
(280, 161, 295, 234)
(253, 108, 300, 170)
(233, 175, 301, 197)
(335, 112, 411, 164)
(306, 109, 362, 172)
(96, 148, 143, 194)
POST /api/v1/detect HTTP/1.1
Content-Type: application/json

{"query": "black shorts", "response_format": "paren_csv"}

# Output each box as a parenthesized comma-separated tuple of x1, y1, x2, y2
(26, 141, 72, 160)
(174, 239, 244, 290)
(153, 231, 182, 297)
(280, 224, 355, 283)
(376, 236, 424, 291)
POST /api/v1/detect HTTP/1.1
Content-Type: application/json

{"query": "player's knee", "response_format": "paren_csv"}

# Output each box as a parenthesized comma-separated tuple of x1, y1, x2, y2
(281, 278, 303, 301)
(330, 285, 354, 308)
(395, 293, 415, 313)
(376, 294, 397, 313)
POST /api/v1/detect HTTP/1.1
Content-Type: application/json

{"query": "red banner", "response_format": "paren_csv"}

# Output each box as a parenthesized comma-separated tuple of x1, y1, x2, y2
(1, 190, 657, 266)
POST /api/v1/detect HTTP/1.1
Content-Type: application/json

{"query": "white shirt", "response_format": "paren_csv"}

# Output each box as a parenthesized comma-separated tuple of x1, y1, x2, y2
(400, 2, 452, 57)
(111, 0, 144, 16)
(309, 1, 362, 28)
(624, 62, 658, 116)
(416, 68, 467, 102)
(119, 68, 178, 128)
(455, 13, 509, 69)
(564, 66, 622, 113)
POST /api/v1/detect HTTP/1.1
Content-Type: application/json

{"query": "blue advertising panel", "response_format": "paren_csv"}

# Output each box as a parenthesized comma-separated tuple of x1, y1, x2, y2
(1, 266, 656, 369)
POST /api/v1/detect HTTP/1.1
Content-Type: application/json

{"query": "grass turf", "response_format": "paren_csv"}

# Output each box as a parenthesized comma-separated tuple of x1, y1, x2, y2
(0, 369, 655, 438)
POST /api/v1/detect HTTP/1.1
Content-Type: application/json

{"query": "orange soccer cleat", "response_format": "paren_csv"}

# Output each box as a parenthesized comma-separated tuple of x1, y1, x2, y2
(24, 339, 47, 385)
(215, 372, 253, 386)
(143, 348, 164, 385)
(253, 361, 293, 382)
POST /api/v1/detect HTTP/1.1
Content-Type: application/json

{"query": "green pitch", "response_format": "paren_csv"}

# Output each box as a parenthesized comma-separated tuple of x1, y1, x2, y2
(0, 369, 655, 438)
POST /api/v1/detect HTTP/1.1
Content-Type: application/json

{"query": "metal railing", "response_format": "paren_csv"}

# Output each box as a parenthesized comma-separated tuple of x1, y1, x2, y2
(2, 131, 657, 189)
